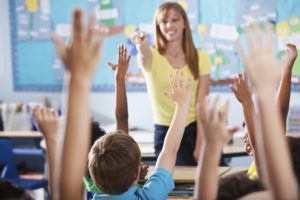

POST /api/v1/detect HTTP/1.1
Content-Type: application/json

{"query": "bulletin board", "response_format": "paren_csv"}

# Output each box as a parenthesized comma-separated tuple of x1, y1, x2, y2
(9, 0, 300, 92)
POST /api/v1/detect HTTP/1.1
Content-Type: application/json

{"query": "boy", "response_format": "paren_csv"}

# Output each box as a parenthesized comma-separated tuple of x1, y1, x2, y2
(88, 69, 192, 199)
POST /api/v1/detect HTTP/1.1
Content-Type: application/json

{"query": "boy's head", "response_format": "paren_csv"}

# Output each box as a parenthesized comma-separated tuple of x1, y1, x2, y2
(88, 130, 141, 194)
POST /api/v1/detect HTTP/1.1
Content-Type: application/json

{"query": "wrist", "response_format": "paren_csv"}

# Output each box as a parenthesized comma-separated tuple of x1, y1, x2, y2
(69, 75, 92, 88)
(202, 142, 223, 156)
(116, 75, 126, 82)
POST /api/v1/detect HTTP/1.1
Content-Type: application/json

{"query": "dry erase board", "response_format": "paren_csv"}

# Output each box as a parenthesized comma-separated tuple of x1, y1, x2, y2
(9, 0, 300, 92)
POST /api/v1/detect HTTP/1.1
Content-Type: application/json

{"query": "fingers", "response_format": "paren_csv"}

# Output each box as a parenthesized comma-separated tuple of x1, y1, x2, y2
(227, 126, 240, 136)
(211, 95, 220, 120)
(72, 9, 84, 44)
(50, 33, 67, 63)
(221, 100, 230, 123)
(229, 84, 237, 94)
(107, 62, 117, 70)
(86, 13, 97, 44)
(131, 31, 146, 45)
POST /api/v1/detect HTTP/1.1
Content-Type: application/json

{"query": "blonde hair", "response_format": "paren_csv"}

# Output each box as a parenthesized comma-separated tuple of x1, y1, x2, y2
(153, 2, 199, 80)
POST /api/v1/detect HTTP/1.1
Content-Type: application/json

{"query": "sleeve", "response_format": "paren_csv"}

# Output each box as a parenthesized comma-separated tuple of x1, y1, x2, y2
(137, 168, 175, 200)
(198, 50, 211, 75)
(140, 47, 158, 72)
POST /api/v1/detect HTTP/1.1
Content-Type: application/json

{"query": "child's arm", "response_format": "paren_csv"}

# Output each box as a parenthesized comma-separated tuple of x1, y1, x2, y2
(229, 73, 261, 172)
(239, 23, 299, 199)
(131, 31, 152, 69)
(108, 45, 130, 133)
(155, 70, 192, 173)
(276, 43, 298, 130)
(51, 10, 104, 200)
(194, 96, 238, 200)
(230, 74, 256, 146)
(33, 107, 59, 199)
(194, 74, 210, 161)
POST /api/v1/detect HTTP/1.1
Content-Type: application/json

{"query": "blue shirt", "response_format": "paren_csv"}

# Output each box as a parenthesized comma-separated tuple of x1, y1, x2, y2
(93, 167, 175, 200)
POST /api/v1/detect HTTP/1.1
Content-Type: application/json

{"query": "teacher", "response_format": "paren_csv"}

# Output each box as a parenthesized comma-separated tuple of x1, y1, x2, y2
(132, 2, 211, 165)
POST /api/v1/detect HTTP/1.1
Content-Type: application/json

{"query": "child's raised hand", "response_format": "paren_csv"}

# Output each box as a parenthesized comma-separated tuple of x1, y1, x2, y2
(51, 9, 104, 81)
(281, 43, 298, 71)
(33, 106, 59, 139)
(164, 70, 192, 107)
(131, 31, 148, 47)
(107, 45, 131, 79)
(229, 73, 252, 104)
(238, 23, 281, 91)
(201, 96, 238, 146)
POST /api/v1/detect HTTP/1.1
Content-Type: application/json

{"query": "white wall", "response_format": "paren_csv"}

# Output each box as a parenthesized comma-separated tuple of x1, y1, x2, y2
(1, 0, 299, 131)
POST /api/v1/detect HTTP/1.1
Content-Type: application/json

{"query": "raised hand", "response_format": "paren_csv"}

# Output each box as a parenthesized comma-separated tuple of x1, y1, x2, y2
(238, 23, 281, 91)
(201, 96, 238, 146)
(131, 31, 148, 47)
(51, 10, 104, 80)
(107, 44, 131, 80)
(139, 163, 149, 180)
(229, 73, 252, 104)
(33, 106, 59, 138)
(164, 70, 192, 106)
(281, 43, 298, 71)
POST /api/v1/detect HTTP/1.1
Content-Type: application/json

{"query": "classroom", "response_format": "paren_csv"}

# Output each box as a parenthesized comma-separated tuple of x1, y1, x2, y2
(0, 0, 300, 199)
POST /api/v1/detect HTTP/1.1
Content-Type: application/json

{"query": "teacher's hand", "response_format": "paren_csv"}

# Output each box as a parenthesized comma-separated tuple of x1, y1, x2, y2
(131, 31, 148, 47)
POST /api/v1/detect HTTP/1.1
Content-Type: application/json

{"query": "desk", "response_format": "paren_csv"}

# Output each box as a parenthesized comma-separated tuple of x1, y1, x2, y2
(142, 166, 246, 199)
(144, 166, 232, 184)
(129, 130, 247, 161)
(0, 131, 42, 138)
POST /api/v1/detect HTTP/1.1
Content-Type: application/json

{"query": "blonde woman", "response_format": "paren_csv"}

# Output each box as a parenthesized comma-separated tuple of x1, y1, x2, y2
(132, 2, 211, 165)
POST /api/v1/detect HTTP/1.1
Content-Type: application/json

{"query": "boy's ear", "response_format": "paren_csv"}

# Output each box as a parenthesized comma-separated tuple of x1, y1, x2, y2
(133, 165, 141, 183)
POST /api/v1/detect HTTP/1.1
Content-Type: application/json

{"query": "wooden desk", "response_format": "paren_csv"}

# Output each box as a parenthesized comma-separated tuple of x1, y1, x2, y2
(0, 131, 42, 138)
(223, 137, 247, 158)
(129, 130, 247, 160)
(144, 166, 231, 184)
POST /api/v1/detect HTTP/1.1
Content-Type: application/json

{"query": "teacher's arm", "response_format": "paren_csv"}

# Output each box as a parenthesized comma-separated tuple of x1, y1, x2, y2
(131, 31, 152, 70)
(194, 74, 210, 161)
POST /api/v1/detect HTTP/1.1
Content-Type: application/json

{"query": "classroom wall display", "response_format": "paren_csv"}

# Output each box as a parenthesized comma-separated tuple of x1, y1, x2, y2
(9, 0, 300, 92)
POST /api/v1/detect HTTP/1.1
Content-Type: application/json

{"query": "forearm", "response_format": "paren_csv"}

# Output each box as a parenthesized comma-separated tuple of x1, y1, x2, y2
(156, 104, 189, 172)
(195, 118, 204, 157)
(275, 69, 292, 130)
(60, 78, 91, 200)
(137, 43, 152, 69)
(194, 144, 222, 200)
(45, 136, 59, 199)
(241, 100, 256, 146)
(257, 91, 298, 199)
(115, 77, 128, 133)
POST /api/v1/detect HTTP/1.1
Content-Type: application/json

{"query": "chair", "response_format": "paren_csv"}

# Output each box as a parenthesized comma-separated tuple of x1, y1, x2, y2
(0, 139, 49, 199)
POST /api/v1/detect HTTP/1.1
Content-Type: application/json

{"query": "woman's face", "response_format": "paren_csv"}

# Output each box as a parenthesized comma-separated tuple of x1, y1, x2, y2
(158, 9, 185, 42)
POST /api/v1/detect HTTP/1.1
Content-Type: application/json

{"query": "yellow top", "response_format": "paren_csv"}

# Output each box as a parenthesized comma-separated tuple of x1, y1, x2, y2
(141, 47, 211, 126)
(247, 161, 258, 180)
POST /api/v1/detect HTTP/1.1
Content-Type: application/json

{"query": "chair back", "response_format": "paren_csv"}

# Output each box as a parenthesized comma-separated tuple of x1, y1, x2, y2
(0, 139, 20, 180)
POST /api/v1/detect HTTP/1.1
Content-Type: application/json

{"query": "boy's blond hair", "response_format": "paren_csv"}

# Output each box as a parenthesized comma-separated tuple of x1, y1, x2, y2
(88, 131, 141, 194)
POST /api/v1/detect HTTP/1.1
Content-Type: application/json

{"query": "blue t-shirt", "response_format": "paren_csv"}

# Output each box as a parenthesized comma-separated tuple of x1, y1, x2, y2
(93, 167, 175, 200)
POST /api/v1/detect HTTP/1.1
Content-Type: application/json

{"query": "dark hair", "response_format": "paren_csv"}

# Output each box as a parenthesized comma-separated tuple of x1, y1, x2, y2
(217, 171, 265, 200)
(90, 120, 106, 149)
(88, 131, 141, 194)
(0, 180, 34, 200)
(287, 136, 300, 185)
